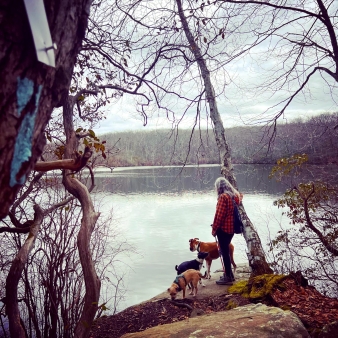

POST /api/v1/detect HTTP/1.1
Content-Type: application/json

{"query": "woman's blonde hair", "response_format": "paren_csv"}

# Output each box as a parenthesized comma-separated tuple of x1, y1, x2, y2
(214, 177, 239, 199)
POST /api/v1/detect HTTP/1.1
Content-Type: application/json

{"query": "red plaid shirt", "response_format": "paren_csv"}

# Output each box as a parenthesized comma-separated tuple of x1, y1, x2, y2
(211, 193, 239, 236)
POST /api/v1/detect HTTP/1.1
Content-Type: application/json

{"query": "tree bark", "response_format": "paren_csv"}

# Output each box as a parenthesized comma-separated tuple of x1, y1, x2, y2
(61, 93, 101, 338)
(5, 205, 44, 338)
(176, 0, 272, 276)
(0, 0, 93, 220)
(35, 148, 92, 172)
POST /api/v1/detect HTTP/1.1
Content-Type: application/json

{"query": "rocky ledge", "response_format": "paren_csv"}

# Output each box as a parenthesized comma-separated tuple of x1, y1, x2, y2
(90, 264, 338, 338)
(121, 303, 310, 338)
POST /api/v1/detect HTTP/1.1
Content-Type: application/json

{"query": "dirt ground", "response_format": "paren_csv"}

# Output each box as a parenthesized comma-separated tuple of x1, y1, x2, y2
(89, 268, 338, 338)
(89, 293, 250, 338)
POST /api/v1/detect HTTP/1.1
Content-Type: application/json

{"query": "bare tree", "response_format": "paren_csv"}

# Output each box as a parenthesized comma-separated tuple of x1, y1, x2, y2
(1, 173, 129, 337)
(217, 0, 338, 128)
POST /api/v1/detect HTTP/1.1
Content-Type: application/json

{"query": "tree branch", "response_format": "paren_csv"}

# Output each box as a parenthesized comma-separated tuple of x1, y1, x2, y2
(5, 204, 44, 338)
(294, 184, 338, 256)
(34, 147, 93, 173)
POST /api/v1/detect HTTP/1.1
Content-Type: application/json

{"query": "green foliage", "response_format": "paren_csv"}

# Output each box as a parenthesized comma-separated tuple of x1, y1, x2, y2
(269, 153, 308, 181)
(273, 181, 334, 225)
(77, 128, 107, 159)
(54, 145, 65, 160)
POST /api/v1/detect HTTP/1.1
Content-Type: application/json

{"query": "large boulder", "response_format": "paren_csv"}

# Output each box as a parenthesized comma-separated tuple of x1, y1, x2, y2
(121, 303, 309, 338)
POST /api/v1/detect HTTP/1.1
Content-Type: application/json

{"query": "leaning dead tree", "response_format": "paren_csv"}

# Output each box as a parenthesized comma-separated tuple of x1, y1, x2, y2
(0, 0, 94, 220)
(176, 0, 272, 276)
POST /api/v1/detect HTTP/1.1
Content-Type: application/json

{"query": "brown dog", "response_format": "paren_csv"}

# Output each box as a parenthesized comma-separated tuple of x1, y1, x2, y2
(167, 269, 207, 300)
(189, 238, 236, 279)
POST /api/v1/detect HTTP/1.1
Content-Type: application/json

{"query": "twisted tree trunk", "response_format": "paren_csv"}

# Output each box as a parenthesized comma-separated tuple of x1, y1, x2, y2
(176, 0, 272, 276)
(61, 93, 101, 338)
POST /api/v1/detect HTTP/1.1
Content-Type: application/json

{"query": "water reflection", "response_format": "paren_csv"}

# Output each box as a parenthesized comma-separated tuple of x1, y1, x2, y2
(93, 164, 287, 195)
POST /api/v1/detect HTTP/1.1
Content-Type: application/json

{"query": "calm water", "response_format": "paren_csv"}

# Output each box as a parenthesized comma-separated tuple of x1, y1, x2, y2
(93, 164, 292, 313)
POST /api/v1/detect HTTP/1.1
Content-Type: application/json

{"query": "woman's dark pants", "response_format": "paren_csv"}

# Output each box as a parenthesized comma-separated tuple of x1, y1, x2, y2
(216, 229, 234, 279)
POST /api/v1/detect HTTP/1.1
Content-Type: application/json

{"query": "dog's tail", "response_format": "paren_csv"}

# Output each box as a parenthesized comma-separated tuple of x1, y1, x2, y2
(199, 271, 207, 279)
(175, 265, 179, 271)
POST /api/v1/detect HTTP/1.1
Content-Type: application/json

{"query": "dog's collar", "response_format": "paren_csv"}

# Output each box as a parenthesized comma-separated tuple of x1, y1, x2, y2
(197, 242, 201, 252)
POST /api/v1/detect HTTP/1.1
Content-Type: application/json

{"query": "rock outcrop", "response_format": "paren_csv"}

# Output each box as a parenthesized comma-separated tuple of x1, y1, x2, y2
(121, 303, 310, 338)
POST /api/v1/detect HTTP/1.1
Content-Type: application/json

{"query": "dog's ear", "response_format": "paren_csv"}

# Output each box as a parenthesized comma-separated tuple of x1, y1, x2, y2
(167, 288, 170, 292)
(189, 238, 192, 243)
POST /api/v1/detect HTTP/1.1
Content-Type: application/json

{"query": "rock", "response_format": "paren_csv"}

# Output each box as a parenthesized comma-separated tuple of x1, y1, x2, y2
(121, 303, 310, 338)
(189, 308, 205, 318)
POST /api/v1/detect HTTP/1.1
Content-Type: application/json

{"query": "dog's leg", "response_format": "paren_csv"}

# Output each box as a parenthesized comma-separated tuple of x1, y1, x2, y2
(188, 282, 194, 294)
(189, 283, 195, 296)
(206, 259, 211, 279)
(199, 279, 206, 287)
(198, 270, 206, 286)
(187, 282, 192, 290)
(182, 287, 186, 299)
(193, 283, 198, 296)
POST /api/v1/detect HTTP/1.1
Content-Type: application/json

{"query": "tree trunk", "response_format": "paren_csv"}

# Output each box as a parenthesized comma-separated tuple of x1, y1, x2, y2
(5, 205, 44, 338)
(61, 93, 101, 338)
(0, 0, 93, 220)
(176, 0, 272, 276)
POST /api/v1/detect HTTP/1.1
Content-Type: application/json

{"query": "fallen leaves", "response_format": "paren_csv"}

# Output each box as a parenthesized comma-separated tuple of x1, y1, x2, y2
(270, 277, 338, 331)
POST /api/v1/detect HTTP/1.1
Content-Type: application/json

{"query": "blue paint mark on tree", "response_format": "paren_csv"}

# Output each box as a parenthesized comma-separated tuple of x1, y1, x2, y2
(16, 77, 34, 116)
(10, 78, 42, 187)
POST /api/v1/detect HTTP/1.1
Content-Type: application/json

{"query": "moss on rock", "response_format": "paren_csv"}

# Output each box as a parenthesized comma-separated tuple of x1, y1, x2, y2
(225, 299, 239, 310)
(228, 274, 287, 302)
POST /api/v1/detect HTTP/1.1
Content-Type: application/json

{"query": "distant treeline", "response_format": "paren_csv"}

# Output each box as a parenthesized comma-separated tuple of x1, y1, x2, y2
(97, 113, 338, 167)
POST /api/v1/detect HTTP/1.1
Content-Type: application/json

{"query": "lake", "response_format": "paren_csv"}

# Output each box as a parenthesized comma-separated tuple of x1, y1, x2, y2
(92, 164, 291, 313)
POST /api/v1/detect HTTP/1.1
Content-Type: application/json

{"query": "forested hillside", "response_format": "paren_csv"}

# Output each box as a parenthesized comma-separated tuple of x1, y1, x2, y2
(97, 113, 338, 167)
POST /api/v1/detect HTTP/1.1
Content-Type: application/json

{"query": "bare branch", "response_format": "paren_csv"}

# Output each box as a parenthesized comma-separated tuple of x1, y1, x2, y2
(34, 147, 93, 173)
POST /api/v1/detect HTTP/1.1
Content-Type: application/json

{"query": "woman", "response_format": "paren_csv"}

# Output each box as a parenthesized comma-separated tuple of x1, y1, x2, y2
(211, 177, 243, 285)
